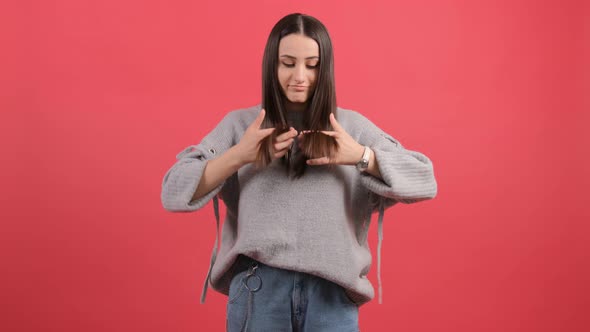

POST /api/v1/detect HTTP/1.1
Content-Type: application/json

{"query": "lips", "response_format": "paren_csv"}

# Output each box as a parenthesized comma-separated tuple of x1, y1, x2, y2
(291, 85, 307, 91)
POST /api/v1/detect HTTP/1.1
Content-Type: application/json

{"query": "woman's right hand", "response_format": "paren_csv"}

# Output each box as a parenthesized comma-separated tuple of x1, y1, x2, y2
(235, 109, 298, 165)
(272, 126, 298, 159)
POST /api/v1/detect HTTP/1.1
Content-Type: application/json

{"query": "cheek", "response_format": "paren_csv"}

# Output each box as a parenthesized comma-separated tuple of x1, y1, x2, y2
(309, 71, 318, 86)
(277, 68, 289, 86)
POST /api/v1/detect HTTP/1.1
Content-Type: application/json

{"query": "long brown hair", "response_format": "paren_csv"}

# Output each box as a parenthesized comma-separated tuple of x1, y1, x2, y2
(256, 13, 339, 177)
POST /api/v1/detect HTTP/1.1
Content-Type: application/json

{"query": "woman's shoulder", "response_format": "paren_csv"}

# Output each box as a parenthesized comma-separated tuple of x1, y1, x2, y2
(335, 106, 375, 131)
(218, 104, 262, 127)
(226, 104, 262, 118)
(336, 106, 400, 146)
(336, 106, 364, 119)
(227, 104, 262, 117)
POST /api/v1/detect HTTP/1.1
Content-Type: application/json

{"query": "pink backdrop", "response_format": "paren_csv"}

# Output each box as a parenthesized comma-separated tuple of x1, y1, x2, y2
(2, 0, 589, 331)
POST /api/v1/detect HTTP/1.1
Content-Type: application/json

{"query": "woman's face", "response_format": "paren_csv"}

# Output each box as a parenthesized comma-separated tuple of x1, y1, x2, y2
(277, 34, 320, 108)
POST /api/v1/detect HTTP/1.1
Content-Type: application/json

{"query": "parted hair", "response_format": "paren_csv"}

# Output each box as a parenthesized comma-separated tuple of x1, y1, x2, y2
(256, 13, 339, 177)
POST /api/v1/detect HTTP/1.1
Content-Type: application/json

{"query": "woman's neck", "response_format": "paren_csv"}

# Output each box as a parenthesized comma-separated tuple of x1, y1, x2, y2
(285, 100, 309, 113)
(286, 106, 305, 131)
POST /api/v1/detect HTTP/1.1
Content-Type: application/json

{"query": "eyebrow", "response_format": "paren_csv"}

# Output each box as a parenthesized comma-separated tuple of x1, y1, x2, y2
(280, 55, 319, 60)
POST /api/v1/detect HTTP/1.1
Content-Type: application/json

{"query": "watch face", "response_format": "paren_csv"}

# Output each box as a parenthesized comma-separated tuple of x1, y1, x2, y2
(357, 146, 370, 171)
(357, 159, 369, 170)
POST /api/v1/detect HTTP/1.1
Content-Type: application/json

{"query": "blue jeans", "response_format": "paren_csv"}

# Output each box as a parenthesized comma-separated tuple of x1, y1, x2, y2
(226, 255, 360, 332)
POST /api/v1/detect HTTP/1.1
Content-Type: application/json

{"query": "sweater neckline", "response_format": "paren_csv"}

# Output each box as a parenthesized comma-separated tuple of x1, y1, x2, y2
(286, 111, 305, 131)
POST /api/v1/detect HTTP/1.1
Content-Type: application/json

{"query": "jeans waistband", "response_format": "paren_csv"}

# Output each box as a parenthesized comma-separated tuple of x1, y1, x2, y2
(233, 254, 258, 273)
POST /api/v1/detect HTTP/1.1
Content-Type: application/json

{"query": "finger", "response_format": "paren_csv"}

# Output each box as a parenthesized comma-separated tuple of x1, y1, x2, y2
(274, 148, 289, 159)
(320, 130, 338, 137)
(306, 157, 330, 165)
(276, 127, 298, 142)
(274, 138, 294, 151)
(259, 127, 276, 138)
(252, 108, 266, 129)
(329, 113, 344, 132)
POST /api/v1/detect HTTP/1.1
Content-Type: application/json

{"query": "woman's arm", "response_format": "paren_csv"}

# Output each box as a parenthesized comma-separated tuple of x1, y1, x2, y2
(193, 120, 298, 201)
(191, 145, 246, 201)
(364, 147, 382, 180)
(356, 115, 438, 204)
(306, 110, 436, 204)
(162, 109, 290, 211)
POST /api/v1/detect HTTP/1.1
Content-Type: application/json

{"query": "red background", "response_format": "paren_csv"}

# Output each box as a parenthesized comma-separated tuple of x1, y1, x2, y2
(2, 0, 589, 331)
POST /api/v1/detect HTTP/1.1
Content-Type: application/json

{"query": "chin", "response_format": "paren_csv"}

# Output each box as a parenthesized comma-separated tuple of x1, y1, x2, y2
(287, 96, 309, 104)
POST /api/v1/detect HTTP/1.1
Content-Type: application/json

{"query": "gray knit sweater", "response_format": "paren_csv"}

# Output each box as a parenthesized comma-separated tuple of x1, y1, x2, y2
(160, 104, 437, 306)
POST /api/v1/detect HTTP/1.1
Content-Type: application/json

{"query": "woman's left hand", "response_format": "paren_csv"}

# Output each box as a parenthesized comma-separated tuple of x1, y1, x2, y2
(304, 113, 365, 166)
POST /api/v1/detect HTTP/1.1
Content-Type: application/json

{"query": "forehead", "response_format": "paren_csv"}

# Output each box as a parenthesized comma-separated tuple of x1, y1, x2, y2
(278, 34, 319, 59)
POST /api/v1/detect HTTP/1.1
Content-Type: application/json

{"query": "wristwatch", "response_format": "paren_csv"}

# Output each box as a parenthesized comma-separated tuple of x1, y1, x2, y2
(355, 146, 371, 172)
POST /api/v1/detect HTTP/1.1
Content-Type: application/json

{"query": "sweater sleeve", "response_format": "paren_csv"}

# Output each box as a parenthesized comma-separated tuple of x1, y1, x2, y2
(160, 112, 237, 212)
(354, 112, 438, 207)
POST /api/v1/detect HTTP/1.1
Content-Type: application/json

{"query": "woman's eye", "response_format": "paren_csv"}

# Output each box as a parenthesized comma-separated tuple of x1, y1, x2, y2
(281, 63, 318, 69)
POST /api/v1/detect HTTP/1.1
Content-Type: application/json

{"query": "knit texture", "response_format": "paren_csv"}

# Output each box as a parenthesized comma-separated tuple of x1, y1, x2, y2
(161, 104, 437, 306)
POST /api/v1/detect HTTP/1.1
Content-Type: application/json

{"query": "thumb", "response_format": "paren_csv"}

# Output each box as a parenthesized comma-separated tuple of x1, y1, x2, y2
(252, 108, 266, 129)
(329, 113, 343, 132)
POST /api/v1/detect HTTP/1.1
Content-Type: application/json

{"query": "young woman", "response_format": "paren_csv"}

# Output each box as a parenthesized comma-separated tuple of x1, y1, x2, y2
(161, 13, 437, 331)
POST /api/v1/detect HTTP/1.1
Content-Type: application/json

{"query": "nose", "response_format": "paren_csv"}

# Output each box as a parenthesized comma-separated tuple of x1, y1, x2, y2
(293, 64, 306, 83)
